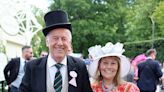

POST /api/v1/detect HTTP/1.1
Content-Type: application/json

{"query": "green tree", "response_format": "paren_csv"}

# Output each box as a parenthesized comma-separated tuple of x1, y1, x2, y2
(32, 0, 163, 58)
(49, 0, 131, 56)
(124, 0, 160, 42)
(152, 1, 164, 37)
(31, 8, 48, 58)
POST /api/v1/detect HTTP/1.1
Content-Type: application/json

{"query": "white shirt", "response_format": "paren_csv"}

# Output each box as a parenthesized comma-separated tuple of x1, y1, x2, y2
(11, 57, 26, 88)
(147, 56, 153, 59)
(47, 54, 67, 88)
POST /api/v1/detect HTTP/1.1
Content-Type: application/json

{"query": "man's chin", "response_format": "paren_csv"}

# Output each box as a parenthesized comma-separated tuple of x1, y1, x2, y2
(54, 54, 65, 58)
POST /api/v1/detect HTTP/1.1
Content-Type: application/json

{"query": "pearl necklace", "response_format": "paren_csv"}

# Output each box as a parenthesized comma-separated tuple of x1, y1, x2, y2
(102, 80, 115, 92)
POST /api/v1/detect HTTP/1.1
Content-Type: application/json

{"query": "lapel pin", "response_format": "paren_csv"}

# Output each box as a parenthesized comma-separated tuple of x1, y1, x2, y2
(69, 71, 77, 87)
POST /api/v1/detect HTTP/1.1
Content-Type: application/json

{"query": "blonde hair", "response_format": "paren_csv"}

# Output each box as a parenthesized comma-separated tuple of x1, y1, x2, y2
(94, 56, 121, 86)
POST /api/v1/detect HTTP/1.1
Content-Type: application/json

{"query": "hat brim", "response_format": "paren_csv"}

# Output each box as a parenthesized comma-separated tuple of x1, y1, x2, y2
(42, 23, 71, 36)
(88, 53, 130, 79)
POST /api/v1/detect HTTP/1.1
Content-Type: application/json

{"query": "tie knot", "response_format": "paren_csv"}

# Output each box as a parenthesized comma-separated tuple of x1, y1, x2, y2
(55, 63, 62, 70)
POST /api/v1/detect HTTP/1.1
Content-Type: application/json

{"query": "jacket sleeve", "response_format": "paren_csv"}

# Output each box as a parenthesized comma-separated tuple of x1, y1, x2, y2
(3, 60, 13, 85)
(155, 62, 163, 78)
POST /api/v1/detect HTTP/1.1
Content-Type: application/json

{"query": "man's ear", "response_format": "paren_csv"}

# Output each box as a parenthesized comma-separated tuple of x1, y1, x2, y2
(45, 37, 49, 47)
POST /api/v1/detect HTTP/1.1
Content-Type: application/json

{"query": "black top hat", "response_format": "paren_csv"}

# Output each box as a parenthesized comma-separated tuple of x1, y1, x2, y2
(42, 10, 72, 36)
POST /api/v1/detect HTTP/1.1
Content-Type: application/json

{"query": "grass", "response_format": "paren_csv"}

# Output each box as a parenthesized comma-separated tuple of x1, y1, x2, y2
(0, 81, 7, 92)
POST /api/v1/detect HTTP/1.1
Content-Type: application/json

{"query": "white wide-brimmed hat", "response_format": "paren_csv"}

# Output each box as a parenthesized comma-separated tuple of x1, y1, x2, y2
(88, 42, 130, 79)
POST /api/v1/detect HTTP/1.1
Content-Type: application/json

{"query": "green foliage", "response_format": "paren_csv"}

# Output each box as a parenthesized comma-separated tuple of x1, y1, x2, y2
(124, 38, 164, 62)
(31, 31, 48, 58)
(124, 0, 159, 41)
(31, 0, 163, 59)
(153, 1, 164, 36)
(31, 8, 48, 58)
(0, 41, 5, 53)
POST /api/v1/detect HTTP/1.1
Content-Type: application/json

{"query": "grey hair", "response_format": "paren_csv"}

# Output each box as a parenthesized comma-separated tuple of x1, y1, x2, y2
(46, 28, 72, 42)
(67, 29, 72, 42)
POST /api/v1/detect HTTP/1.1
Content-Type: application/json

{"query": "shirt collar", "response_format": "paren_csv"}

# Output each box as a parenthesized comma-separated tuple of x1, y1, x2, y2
(47, 54, 67, 68)
(147, 56, 152, 59)
(20, 57, 26, 62)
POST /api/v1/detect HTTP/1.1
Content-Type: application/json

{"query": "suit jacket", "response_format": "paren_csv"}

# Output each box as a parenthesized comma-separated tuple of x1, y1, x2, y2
(19, 55, 93, 92)
(3, 58, 20, 85)
(137, 59, 163, 91)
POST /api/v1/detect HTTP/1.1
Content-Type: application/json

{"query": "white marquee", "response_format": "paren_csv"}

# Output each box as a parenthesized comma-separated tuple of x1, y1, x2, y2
(0, 0, 43, 58)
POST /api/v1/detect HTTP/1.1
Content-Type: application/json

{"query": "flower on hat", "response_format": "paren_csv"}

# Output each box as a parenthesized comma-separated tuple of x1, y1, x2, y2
(88, 42, 125, 60)
(88, 45, 103, 60)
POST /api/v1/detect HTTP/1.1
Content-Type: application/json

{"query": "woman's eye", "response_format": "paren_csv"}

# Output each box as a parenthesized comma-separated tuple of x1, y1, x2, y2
(111, 62, 116, 65)
(103, 62, 108, 65)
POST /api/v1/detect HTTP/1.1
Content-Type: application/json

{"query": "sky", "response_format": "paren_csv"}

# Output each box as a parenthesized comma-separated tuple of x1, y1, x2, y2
(25, 0, 50, 12)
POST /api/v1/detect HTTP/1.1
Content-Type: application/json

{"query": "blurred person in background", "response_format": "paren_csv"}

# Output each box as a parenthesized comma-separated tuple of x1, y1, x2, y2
(4, 45, 33, 92)
(40, 51, 48, 57)
(137, 49, 163, 92)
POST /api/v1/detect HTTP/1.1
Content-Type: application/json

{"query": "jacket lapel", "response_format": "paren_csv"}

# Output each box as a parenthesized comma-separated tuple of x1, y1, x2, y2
(15, 58, 21, 75)
(34, 57, 47, 92)
(67, 56, 78, 92)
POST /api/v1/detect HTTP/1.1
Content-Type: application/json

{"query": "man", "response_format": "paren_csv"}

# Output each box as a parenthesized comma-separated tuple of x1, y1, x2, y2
(40, 51, 48, 57)
(19, 10, 93, 92)
(137, 49, 163, 92)
(4, 46, 33, 92)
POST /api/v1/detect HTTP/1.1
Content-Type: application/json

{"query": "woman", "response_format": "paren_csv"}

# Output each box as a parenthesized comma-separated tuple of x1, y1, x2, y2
(88, 42, 140, 92)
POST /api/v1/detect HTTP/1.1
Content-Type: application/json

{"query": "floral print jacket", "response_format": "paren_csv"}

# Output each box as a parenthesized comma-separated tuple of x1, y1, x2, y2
(91, 81, 140, 92)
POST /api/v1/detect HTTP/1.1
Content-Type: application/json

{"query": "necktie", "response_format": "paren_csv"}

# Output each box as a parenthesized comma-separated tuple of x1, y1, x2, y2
(54, 63, 63, 92)
(24, 61, 27, 71)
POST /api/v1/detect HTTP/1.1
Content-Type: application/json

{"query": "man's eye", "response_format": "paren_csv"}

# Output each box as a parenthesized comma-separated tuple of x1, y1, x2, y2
(53, 37, 58, 40)
(62, 37, 68, 41)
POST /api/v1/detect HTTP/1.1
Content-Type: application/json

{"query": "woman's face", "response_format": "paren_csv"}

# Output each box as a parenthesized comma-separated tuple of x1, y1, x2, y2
(99, 56, 119, 80)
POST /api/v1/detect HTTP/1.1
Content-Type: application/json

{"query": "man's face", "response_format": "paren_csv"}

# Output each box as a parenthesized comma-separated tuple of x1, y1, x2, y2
(46, 28, 72, 62)
(152, 52, 156, 60)
(40, 52, 48, 57)
(23, 48, 33, 60)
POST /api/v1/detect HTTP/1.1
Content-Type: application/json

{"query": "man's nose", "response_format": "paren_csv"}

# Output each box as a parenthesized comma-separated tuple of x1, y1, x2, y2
(57, 38, 63, 45)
